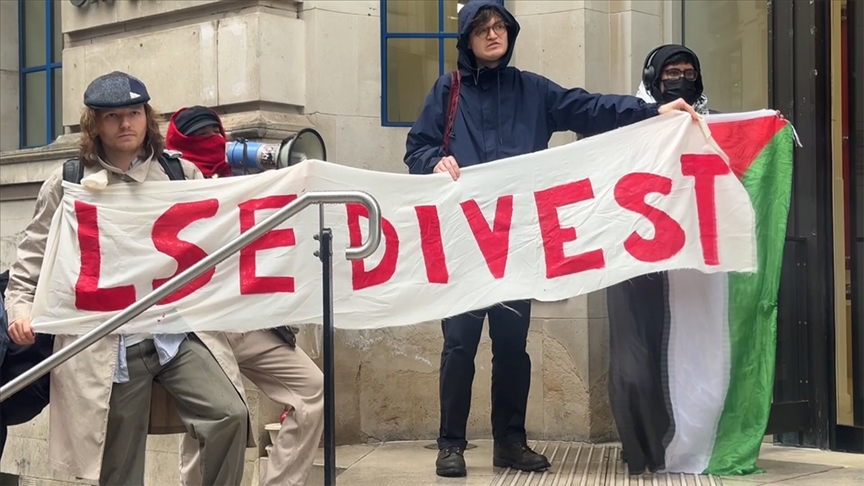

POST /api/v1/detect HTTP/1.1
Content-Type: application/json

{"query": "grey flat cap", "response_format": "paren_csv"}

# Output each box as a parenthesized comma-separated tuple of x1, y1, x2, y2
(83, 71, 151, 109)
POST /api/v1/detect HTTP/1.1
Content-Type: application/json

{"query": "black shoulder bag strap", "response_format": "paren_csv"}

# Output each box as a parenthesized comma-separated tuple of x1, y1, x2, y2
(62, 158, 85, 184)
(158, 152, 186, 181)
(61, 155, 186, 183)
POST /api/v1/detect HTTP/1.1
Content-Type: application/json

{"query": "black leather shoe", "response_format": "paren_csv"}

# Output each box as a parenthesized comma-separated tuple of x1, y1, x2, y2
(436, 446, 467, 477)
(493, 442, 551, 471)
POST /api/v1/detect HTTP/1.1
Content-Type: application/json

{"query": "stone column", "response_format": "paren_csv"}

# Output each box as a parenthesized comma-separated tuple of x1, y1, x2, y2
(609, 1, 666, 95)
(0, 0, 19, 152)
(61, 0, 309, 142)
(301, 0, 412, 174)
(509, 0, 612, 148)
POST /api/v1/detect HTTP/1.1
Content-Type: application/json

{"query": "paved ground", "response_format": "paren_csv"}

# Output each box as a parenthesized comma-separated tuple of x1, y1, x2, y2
(304, 440, 863, 485)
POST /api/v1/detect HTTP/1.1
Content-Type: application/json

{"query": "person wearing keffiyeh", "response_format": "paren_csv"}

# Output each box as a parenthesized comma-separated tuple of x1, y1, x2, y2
(635, 44, 713, 115)
(606, 44, 712, 476)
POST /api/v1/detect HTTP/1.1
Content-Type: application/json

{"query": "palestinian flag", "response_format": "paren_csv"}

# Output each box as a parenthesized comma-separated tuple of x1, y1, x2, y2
(608, 109, 796, 476)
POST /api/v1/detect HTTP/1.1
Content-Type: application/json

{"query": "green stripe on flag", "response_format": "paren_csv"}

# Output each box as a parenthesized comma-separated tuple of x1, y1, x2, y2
(706, 125, 794, 475)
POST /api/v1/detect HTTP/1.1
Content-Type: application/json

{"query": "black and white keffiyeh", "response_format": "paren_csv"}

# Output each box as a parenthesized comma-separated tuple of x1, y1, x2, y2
(636, 81, 710, 115)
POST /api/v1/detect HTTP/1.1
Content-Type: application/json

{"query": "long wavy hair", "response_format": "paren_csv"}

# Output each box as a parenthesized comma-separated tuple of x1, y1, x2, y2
(78, 104, 164, 166)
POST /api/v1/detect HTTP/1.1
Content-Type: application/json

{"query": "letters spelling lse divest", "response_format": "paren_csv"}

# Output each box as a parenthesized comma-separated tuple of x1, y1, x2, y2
(71, 153, 729, 313)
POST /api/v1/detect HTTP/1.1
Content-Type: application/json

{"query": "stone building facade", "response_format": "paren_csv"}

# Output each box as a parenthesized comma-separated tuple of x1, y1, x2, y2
(0, 1, 683, 483)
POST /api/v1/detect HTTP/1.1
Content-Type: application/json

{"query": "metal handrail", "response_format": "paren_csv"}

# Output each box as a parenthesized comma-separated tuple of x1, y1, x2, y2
(0, 190, 382, 402)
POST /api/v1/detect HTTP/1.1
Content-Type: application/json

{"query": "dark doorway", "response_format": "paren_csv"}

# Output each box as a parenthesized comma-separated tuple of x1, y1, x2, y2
(834, 0, 864, 454)
(765, 0, 835, 448)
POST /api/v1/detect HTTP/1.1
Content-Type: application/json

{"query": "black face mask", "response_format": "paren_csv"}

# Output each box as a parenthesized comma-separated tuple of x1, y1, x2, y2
(661, 79, 699, 105)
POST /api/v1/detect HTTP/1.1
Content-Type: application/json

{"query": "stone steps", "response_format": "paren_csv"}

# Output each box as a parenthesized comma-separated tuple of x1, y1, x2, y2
(492, 442, 720, 486)
(298, 440, 722, 486)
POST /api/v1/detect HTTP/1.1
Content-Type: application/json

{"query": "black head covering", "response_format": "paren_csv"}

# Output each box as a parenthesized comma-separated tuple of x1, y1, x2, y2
(642, 44, 703, 103)
(173, 106, 222, 136)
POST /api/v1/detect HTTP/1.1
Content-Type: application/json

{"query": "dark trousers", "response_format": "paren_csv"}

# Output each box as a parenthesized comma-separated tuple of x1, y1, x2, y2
(0, 366, 50, 460)
(0, 335, 52, 462)
(438, 299, 532, 450)
(606, 273, 670, 474)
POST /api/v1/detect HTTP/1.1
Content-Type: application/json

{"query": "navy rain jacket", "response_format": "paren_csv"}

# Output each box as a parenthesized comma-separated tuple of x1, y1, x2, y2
(404, 0, 660, 174)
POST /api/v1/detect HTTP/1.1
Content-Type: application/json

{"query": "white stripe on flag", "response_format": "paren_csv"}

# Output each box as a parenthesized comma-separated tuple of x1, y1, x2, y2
(703, 109, 777, 123)
(664, 269, 731, 473)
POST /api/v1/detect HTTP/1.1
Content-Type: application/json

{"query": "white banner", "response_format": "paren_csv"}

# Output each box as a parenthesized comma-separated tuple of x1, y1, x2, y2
(31, 113, 756, 334)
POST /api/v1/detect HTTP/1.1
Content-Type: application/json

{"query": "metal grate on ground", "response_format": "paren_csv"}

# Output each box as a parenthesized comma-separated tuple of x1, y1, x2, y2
(492, 441, 724, 486)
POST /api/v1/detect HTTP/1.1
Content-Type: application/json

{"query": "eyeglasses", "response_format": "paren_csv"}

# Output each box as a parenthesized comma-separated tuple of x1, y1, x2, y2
(663, 69, 698, 82)
(472, 21, 507, 38)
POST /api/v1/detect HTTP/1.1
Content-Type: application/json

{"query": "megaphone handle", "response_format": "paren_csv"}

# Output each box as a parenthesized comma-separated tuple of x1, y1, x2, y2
(237, 138, 252, 175)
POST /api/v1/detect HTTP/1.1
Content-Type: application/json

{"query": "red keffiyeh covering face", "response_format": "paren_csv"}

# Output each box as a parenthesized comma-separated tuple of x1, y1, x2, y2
(165, 106, 233, 178)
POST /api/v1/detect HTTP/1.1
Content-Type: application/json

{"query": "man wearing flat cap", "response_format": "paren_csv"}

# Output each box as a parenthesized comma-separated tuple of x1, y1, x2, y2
(166, 106, 326, 486)
(4, 71, 254, 486)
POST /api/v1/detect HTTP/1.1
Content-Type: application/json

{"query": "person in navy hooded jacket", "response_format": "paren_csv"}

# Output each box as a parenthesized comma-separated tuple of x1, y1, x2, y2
(404, 0, 699, 478)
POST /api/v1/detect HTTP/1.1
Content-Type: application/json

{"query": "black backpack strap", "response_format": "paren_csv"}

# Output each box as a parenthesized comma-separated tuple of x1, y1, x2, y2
(62, 158, 85, 184)
(62, 154, 186, 183)
(158, 152, 186, 181)
(0, 269, 8, 301)
(270, 326, 297, 348)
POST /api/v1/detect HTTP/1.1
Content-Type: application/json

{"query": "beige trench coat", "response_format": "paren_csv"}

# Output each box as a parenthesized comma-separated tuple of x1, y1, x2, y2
(4, 152, 256, 481)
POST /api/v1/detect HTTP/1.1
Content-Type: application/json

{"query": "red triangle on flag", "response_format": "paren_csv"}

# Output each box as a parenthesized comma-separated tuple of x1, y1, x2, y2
(707, 116, 785, 179)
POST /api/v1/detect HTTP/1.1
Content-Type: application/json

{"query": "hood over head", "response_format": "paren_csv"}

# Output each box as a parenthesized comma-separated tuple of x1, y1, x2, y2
(456, 0, 520, 73)
(166, 106, 233, 178)
(642, 44, 704, 103)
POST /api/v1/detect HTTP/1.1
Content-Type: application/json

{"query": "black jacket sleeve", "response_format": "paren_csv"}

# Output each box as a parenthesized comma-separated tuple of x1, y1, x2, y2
(543, 77, 660, 136)
(404, 76, 451, 175)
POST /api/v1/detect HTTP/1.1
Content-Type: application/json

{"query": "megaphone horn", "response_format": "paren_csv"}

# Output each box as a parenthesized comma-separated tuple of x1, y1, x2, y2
(277, 128, 327, 168)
